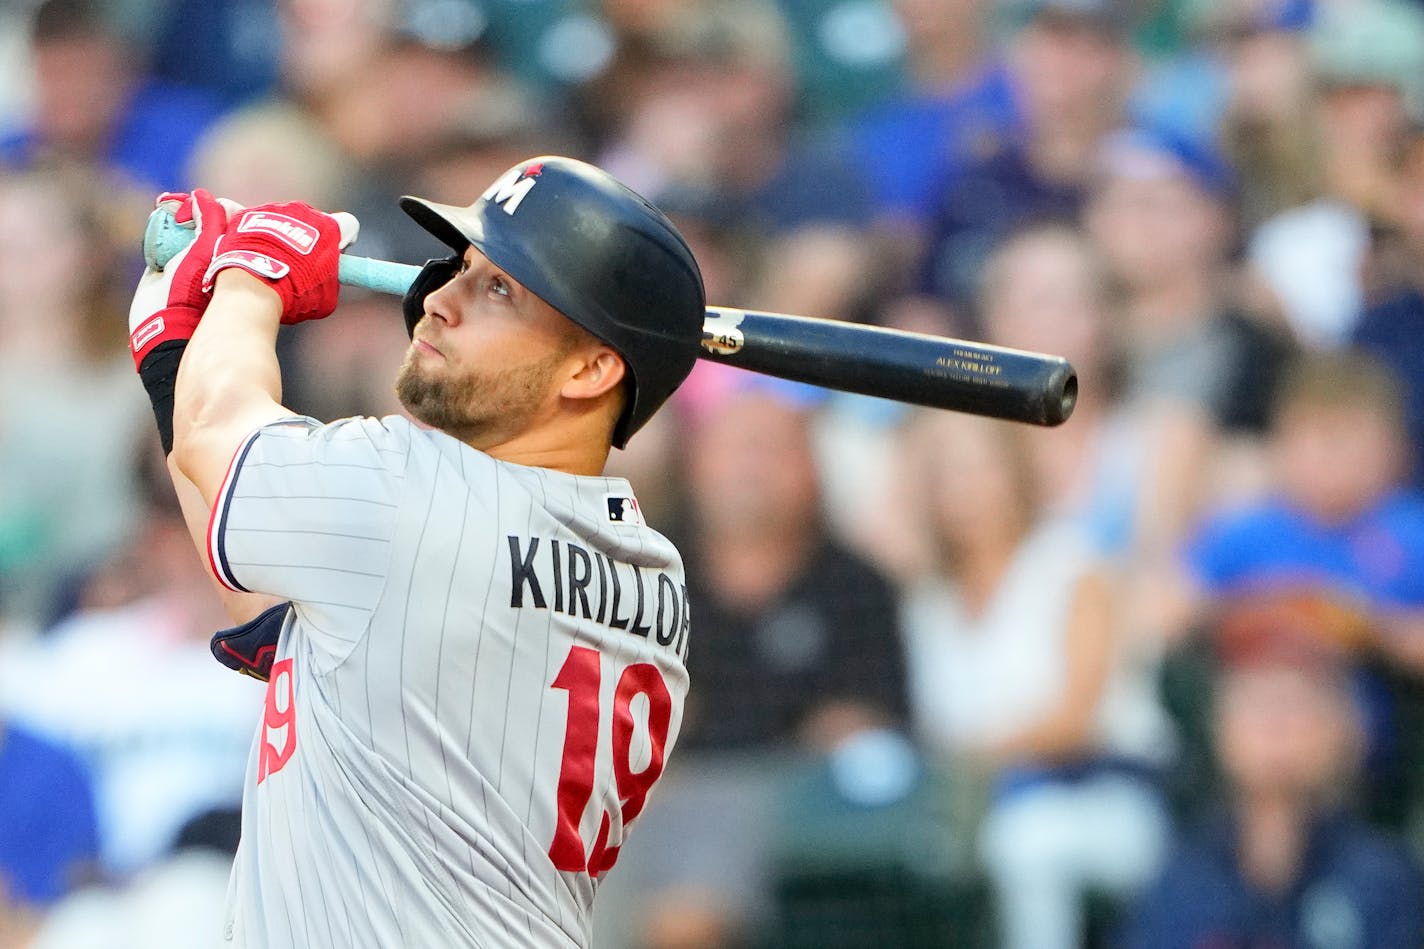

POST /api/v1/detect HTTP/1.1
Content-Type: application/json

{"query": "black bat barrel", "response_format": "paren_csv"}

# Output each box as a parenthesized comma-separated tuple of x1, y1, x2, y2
(698, 309, 1078, 427)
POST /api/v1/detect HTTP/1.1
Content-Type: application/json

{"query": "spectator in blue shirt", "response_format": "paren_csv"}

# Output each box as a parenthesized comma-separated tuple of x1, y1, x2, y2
(1182, 350, 1424, 675)
(847, 0, 1014, 229)
(0, 0, 225, 193)
(1121, 621, 1424, 949)
(1173, 349, 1424, 825)
(916, 0, 1137, 309)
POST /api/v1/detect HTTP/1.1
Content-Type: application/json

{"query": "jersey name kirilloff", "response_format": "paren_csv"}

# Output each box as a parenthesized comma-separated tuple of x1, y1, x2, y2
(508, 535, 690, 661)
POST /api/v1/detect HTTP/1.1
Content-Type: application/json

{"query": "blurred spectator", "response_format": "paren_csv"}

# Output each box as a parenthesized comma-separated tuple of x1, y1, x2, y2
(183, 100, 411, 423)
(144, 0, 282, 106)
(974, 222, 1125, 545)
(0, 168, 149, 627)
(1083, 125, 1295, 638)
(405, 79, 573, 212)
(567, 0, 707, 151)
(1178, 351, 1424, 676)
(1131, 0, 1318, 231)
(1172, 350, 1424, 824)
(0, 721, 99, 946)
(0, 486, 262, 878)
(186, 101, 353, 210)
(1087, 125, 1289, 435)
(265, 0, 532, 266)
(275, 0, 395, 125)
(595, 1, 876, 322)
(595, 381, 910, 949)
(676, 381, 907, 750)
(1246, 0, 1424, 348)
(0, 0, 225, 193)
(847, 0, 1011, 241)
(919, 0, 1138, 310)
(1354, 125, 1424, 490)
(1122, 625, 1424, 948)
(897, 409, 1171, 949)
(807, 294, 958, 582)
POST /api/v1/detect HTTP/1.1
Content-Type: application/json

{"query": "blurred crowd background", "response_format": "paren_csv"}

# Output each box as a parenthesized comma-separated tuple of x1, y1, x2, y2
(3, 0, 1424, 945)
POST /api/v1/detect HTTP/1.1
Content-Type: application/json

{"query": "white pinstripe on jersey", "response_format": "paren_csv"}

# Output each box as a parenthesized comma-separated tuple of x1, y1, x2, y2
(211, 416, 689, 948)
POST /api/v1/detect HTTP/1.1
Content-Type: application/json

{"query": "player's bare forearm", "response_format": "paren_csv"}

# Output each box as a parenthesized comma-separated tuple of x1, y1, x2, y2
(172, 270, 295, 505)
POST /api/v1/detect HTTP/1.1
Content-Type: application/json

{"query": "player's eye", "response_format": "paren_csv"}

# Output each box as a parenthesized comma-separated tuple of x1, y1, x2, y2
(489, 275, 512, 299)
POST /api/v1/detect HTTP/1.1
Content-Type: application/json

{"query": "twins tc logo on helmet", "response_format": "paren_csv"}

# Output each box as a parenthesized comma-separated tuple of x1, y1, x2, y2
(481, 162, 543, 216)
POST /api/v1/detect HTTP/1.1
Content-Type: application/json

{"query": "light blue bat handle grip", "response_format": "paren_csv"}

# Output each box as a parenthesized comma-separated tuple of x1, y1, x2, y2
(142, 206, 421, 297)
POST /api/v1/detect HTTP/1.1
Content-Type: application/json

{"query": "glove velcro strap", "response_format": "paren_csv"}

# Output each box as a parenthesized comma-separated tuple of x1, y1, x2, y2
(205, 249, 292, 287)
(131, 305, 201, 370)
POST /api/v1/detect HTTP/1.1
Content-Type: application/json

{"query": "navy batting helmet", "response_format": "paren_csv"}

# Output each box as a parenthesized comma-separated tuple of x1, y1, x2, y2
(399, 156, 706, 448)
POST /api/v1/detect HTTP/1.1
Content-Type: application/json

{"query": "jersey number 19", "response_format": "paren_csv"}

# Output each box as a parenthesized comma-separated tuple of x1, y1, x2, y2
(546, 645, 672, 876)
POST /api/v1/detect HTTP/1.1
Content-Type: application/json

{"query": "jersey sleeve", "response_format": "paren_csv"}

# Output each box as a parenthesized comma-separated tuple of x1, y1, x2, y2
(207, 414, 409, 617)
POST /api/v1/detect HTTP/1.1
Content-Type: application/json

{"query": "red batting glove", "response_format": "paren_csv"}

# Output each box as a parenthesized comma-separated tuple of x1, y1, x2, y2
(128, 189, 234, 370)
(204, 202, 361, 324)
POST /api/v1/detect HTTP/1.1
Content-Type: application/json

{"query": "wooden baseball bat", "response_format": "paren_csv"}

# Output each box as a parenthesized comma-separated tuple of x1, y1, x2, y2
(144, 209, 1077, 426)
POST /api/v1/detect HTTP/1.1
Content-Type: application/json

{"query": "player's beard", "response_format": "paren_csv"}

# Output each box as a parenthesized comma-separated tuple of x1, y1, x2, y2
(395, 346, 570, 445)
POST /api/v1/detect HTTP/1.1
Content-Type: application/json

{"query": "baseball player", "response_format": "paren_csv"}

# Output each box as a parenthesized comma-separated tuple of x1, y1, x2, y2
(126, 157, 706, 947)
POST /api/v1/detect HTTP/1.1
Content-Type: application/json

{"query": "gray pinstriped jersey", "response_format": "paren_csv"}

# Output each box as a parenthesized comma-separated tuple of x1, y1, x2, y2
(208, 415, 690, 948)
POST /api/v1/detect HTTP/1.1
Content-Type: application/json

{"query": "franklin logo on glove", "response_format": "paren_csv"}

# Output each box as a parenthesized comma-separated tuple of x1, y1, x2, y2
(236, 210, 321, 254)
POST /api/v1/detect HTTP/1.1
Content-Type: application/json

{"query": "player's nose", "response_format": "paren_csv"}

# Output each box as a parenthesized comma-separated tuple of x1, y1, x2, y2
(423, 278, 460, 328)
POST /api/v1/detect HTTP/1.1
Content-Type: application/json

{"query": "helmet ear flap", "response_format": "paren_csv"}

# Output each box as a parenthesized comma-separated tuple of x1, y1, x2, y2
(402, 256, 462, 337)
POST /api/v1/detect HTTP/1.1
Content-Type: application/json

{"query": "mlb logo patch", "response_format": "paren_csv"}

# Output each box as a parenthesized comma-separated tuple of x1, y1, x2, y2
(606, 495, 644, 526)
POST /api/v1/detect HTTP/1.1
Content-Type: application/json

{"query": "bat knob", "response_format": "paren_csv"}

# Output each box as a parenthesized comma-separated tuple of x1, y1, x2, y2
(142, 206, 186, 271)
(1049, 367, 1078, 426)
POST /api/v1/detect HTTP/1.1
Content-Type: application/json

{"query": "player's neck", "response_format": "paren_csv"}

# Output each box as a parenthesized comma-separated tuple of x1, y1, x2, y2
(477, 426, 612, 477)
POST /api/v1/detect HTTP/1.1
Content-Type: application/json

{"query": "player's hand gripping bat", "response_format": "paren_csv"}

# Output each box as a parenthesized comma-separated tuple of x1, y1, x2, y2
(144, 207, 1077, 426)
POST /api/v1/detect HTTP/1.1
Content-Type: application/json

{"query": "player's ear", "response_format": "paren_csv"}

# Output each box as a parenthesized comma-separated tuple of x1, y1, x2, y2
(561, 346, 626, 403)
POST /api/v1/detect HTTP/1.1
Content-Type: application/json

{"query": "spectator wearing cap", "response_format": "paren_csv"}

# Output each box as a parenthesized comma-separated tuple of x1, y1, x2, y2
(1246, 0, 1424, 348)
(1187, 0, 1318, 230)
(915, 0, 1138, 312)
(1120, 617, 1424, 949)
(1083, 124, 1295, 641)
(1086, 126, 1291, 436)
